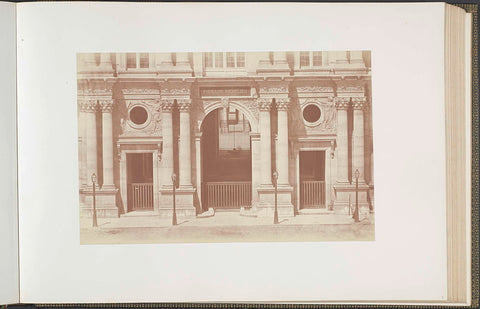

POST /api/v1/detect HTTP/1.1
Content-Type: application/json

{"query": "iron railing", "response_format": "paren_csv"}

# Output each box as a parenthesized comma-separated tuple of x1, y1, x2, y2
(300, 180, 326, 208)
(129, 183, 154, 210)
(203, 181, 252, 209)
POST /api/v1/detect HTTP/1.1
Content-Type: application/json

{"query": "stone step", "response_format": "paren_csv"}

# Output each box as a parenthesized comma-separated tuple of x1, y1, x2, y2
(298, 208, 335, 215)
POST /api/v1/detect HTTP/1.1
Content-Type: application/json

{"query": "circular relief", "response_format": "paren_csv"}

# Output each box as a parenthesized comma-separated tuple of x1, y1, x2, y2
(129, 106, 148, 125)
(303, 104, 322, 124)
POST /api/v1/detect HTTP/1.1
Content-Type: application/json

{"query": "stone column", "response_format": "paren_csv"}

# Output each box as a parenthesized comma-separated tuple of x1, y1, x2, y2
(178, 99, 192, 187)
(250, 132, 261, 207)
(78, 108, 87, 188)
(219, 106, 228, 133)
(335, 97, 350, 184)
(352, 97, 366, 183)
(276, 98, 290, 185)
(161, 99, 174, 188)
(100, 100, 115, 188)
(83, 100, 98, 187)
(258, 99, 272, 186)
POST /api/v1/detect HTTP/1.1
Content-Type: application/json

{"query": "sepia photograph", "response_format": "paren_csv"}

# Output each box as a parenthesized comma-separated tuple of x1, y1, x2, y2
(77, 51, 375, 244)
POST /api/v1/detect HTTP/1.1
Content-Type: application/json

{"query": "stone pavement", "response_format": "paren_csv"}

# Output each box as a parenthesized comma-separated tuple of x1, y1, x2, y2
(80, 210, 375, 244)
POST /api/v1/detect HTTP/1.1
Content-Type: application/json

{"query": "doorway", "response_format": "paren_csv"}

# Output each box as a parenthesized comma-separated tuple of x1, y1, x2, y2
(299, 151, 326, 209)
(201, 107, 252, 210)
(127, 153, 154, 212)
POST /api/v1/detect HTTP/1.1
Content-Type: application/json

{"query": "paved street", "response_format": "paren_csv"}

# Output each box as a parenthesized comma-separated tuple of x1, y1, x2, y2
(80, 211, 375, 244)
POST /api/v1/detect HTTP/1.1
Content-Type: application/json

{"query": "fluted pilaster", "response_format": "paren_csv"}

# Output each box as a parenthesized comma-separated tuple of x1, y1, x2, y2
(335, 97, 350, 184)
(178, 99, 192, 187)
(276, 98, 290, 185)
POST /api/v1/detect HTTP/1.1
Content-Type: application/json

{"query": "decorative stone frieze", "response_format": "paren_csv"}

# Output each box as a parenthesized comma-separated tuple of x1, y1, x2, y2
(122, 88, 160, 95)
(260, 86, 288, 94)
(297, 86, 334, 93)
(337, 86, 364, 92)
(160, 86, 191, 96)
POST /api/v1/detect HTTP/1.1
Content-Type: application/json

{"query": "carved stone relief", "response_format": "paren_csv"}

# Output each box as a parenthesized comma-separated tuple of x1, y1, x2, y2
(118, 99, 162, 137)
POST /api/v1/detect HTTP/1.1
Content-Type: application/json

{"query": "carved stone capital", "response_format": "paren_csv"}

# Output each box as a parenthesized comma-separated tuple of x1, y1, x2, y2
(99, 99, 114, 113)
(352, 97, 368, 110)
(276, 98, 290, 111)
(79, 100, 98, 113)
(177, 99, 192, 112)
(161, 99, 175, 112)
(257, 98, 272, 111)
(334, 97, 350, 110)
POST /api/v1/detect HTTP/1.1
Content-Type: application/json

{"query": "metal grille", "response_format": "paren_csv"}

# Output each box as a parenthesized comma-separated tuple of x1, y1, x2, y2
(300, 180, 326, 208)
(129, 183, 154, 210)
(204, 181, 252, 209)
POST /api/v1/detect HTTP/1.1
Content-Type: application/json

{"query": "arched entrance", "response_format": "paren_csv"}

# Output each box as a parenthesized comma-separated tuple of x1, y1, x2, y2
(200, 106, 252, 211)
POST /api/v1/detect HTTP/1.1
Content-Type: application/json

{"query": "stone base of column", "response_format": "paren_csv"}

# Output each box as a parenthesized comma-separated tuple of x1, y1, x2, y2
(256, 184, 294, 217)
(79, 187, 118, 218)
(159, 186, 196, 218)
(333, 182, 370, 216)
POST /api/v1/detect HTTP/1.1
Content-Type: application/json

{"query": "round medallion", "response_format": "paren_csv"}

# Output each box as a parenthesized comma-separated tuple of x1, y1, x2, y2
(129, 106, 149, 125)
(302, 104, 322, 126)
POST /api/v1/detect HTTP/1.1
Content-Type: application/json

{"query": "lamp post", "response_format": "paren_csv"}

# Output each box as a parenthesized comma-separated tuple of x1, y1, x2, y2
(353, 169, 360, 223)
(171, 173, 177, 226)
(273, 171, 279, 224)
(91, 173, 98, 228)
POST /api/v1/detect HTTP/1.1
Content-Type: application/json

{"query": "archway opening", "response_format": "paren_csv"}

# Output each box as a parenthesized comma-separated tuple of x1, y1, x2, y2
(201, 107, 252, 211)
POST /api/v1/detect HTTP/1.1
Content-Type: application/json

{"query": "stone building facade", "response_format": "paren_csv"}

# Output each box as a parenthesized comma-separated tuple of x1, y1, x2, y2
(77, 51, 373, 219)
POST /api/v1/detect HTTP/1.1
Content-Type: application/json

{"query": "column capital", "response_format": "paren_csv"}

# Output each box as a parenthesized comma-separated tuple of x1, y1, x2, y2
(79, 99, 98, 113)
(160, 99, 175, 112)
(334, 97, 351, 110)
(99, 99, 114, 113)
(177, 99, 192, 112)
(352, 97, 368, 110)
(275, 98, 290, 110)
(257, 98, 272, 111)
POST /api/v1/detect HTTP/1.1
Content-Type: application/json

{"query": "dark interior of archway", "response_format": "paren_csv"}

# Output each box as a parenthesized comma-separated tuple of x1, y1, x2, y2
(201, 108, 252, 182)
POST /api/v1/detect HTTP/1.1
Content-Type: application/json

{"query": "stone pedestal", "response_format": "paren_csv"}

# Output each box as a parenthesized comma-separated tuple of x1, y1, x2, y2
(159, 187, 196, 218)
(257, 185, 294, 217)
(333, 182, 370, 216)
(80, 187, 118, 218)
